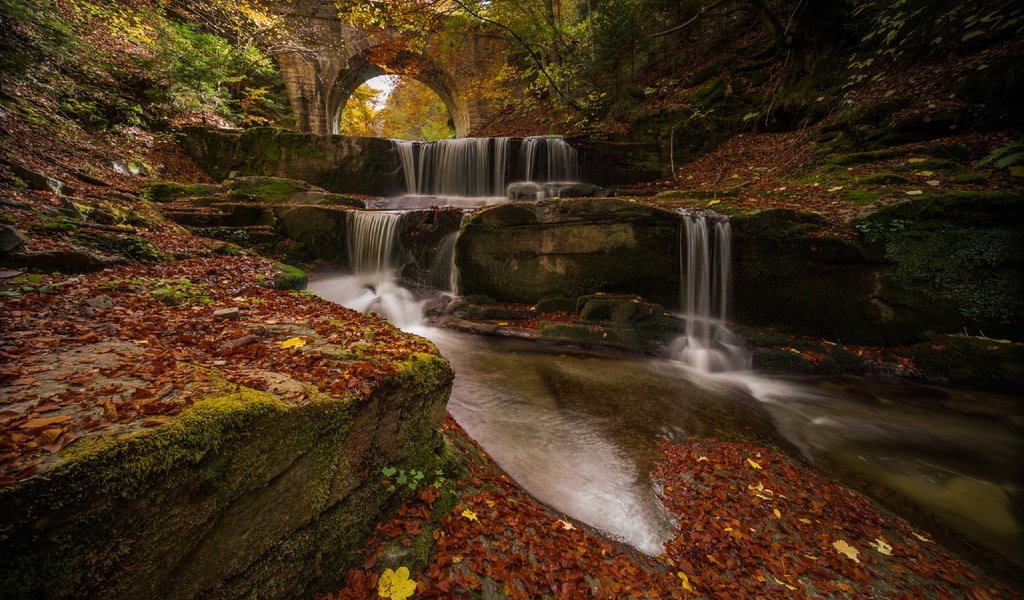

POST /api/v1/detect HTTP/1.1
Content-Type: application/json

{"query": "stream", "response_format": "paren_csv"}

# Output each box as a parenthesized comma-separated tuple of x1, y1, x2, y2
(308, 134, 1022, 575)
(309, 274, 1024, 572)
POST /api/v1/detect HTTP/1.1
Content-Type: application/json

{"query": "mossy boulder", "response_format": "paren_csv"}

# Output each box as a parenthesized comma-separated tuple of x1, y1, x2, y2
(909, 335, 1024, 391)
(225, 176, 312, 203)
(857, 191, 1024, 342)
(272, 206, 350, 264)
(141, 181, 220, 203)
(269, 262, 308, 290)
(540, 294, 684, 354)
(731, 194, 1024, 345)
(731, 209, 886, 343)
(0, 352, 454, 599)
(456, 198, 679, 306)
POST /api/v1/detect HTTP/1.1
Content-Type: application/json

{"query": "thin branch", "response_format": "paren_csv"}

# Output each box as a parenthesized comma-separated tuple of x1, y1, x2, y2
(649, 0, 729, 38)
(450, 0, 581, 111)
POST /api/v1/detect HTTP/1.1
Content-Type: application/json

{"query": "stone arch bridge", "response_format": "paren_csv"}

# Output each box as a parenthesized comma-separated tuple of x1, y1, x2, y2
(265, 1, 507, 137)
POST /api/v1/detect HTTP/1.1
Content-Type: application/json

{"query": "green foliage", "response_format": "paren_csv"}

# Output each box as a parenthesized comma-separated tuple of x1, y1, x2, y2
(140, 21, 290, 126)
(979, 140, 1024, 173)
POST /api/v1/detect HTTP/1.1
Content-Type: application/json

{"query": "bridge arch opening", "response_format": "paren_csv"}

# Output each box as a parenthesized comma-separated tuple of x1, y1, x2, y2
(337, 75, 455, 140)
(329, 50, 471, 138)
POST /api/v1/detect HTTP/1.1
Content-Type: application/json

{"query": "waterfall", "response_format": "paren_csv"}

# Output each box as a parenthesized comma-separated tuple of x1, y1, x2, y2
(672, 210, 750, 373)
(394, 138, 510, 197)
(344, 211, 423, 329)
(431, 231, 461, 295)
(346, 211, 403, 284)
(521, 135, 579, 182)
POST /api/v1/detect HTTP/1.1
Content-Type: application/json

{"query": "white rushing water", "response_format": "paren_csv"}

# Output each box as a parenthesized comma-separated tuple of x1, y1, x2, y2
(671, 210, 750, 372)
(394, 137, 510, 198)
(521, 135, 579, 183)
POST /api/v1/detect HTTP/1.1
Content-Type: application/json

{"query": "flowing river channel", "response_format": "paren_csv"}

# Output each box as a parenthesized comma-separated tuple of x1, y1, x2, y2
(307, 134, 1022, 577)
(309, 274, 1024, 574)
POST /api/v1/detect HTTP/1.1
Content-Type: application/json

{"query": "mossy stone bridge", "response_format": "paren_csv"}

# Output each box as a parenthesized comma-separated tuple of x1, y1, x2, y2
(266, 0, 506, 137)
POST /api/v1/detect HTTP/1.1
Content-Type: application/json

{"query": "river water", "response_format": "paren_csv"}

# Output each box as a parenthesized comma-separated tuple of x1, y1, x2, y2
(309, 274, 1024, 573)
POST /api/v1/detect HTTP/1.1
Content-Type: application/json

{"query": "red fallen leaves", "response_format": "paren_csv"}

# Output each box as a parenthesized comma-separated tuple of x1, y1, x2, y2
(323, 418, 1021, 600)
(0, 254, 435, 482)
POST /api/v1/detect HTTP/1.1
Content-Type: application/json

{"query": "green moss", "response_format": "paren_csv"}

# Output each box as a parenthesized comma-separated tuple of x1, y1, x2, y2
(855, 173, 913, 185)
(73, 231, 167, 262)
(270, 262, 308, 290)
(60, 389, 288, 499)
(226, 177, 306, 203)
(141, 181, 220, 203)
(951, 171, 987, 184)
(842, 189, 882, 205)
(909, 335, 1024, 390)
(829, 148, 909, 166)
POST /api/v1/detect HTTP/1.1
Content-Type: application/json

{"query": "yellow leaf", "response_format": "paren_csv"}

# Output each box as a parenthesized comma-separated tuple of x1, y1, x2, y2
(773, 508, 781, 519)
(908, 157, 927, 164)
(556, 519, 575, 530)
(496, 321, 510, 326)
(747, 458, 762, 470)
(912, 531, 933, 543)
(484, 499, 495, 508)
(1009, 165, 1024, 177)
(833, 539, 860, 563)
(378, 566, 417, 600)
(707, 199, 721, 206)
(279, 337, 306, 349)
(799, 518, 812, 524)
(774, 576, 797, 591)
(870, 538, 893, 555)
(461, 509, 478, 522)
(915, 170, 935, 176)
(677, 571, 696, 593)
(696, 456, 709, 462)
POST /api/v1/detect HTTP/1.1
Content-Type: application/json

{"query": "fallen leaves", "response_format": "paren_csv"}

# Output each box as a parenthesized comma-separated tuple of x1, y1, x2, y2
(1, 254, 436, 483)
(833, 539, 860, 563)
(377, 567, 416, 600)
(279, 337, 306, 349)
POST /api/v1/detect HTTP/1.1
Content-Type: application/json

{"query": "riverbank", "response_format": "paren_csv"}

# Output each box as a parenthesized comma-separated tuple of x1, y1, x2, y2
(322, 414, 1023, 598)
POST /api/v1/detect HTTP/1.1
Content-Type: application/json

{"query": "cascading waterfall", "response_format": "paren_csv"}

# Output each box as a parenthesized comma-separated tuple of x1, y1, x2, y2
(430, 230, 461, 295)
(672, 210, 751, 373)
(521, 135, 579, 182)
(394, 138, 510, 197)
(344, 211, 423, 329)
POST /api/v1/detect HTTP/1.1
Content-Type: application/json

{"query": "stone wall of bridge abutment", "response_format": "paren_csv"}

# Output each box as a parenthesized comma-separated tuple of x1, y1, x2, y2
(263, 0, 507, 137)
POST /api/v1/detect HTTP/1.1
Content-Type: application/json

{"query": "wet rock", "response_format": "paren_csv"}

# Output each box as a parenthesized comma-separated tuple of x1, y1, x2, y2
(0, 225, 28, 253)
(507, 182, 545, 200)
(9, 164, 74, 195)
(456, 198, 679, 306)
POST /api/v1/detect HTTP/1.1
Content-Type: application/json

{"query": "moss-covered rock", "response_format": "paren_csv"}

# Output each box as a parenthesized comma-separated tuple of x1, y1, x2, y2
(177, 127, 405, 196)
(456, 198, 680, 306)
(269, 262, 308, 290)
(909, 335, 1024, 391)
(536, 294, 683, 354)
(272, 206, 349, 264)
(0, 352, 454, 599)
(731, 194, 1024, 344)
(141, 181, 221, 203)
(225, 176, 312, 203)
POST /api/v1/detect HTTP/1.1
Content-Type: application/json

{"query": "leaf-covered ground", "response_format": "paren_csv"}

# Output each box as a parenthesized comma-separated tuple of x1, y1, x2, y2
(323, 416, 1022, 599)
(0, 248, 434, 483)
